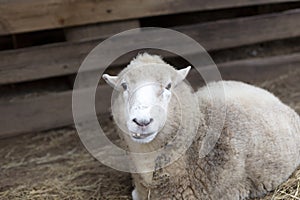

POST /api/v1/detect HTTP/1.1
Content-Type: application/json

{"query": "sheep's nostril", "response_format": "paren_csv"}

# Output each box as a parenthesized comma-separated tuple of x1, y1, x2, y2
(133, 118, 153, 127)
(149, 118, 154, 125)
(132, 118, 139, 126)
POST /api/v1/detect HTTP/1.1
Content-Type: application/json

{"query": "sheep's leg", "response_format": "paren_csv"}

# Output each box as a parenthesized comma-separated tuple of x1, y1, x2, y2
(132, 188, 140, 200)
(131, 175, 149, 200)
(132, 185, 149, 200)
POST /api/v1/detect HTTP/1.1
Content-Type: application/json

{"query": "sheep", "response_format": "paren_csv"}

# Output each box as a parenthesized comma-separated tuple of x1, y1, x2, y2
(102, 53, 300, 200)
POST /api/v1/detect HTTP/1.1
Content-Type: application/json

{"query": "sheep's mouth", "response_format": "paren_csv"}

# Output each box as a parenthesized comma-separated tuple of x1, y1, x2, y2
(131, 132, 155, 139)
(130, 131, 158, 143)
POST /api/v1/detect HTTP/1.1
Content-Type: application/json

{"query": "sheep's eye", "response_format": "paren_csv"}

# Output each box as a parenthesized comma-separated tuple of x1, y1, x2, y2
(121, 82, 127, 90)
(165, 83, 171, 90)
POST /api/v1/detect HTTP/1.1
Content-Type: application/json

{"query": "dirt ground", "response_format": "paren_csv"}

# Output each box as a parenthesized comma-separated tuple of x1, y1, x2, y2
(0, 67, 299, 200)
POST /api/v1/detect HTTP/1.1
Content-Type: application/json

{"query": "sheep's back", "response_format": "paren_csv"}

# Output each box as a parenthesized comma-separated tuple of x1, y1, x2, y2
(195, 80, 300, 198)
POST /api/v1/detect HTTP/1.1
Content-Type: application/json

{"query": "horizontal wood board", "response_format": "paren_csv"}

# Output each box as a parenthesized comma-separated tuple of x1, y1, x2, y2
(0, 9, 299, 85)
(0, 0, 298, 35)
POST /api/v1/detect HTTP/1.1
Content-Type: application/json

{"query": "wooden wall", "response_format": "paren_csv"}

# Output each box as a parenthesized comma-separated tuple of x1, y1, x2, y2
(0, 0, 299, 137)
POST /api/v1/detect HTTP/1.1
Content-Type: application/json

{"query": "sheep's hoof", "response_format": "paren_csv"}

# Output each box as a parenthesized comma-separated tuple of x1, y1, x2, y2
(132, 188, 140, 200)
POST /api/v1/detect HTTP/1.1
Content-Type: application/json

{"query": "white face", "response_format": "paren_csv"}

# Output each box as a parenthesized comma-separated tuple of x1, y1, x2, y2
(124, 82, 172, 143)
(103, 65, 190, 144)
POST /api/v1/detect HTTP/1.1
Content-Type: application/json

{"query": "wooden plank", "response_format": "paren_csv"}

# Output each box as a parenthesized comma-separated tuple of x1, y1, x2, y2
(187, 53, 300, 85)
(0, 86, 113, 138)
(0, 9, 300, 85)
(177, 9, 300, 50)
(0, 52, 299, 138)
(64, 20, 140, 42)
(218, 54, 300, 82)
(0, 0, 298, 35)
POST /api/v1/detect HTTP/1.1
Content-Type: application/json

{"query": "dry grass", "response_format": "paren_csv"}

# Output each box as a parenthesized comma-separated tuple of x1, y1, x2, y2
(0, 126, 132, 200)
(0, 68, 299, 200)
(255, 169, 300, 200)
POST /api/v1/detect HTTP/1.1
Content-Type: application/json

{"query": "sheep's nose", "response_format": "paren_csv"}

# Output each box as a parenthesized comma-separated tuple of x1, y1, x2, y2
(133, 118, 153, 127)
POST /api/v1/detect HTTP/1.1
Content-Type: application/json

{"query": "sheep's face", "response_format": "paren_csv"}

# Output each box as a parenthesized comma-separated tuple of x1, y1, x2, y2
(103, 64, 190, 144)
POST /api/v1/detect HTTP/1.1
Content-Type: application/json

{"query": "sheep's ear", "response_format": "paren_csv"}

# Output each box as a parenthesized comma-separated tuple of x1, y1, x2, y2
(175, 66, 191, 85)
(102, 74, 119, 88)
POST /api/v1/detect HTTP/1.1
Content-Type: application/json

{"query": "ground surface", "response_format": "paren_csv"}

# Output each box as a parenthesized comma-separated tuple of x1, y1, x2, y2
(0, 67, 299, 200)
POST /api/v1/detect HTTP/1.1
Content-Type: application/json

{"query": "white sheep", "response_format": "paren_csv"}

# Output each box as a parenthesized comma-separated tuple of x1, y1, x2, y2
(103, 53, 300, 200)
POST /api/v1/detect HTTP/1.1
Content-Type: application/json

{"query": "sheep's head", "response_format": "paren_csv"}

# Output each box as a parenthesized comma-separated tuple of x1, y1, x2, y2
(103, 56, 190, 144)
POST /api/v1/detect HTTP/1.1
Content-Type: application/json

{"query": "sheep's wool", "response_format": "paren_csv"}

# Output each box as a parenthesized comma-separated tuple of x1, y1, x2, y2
(106, 53, 300, 200)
